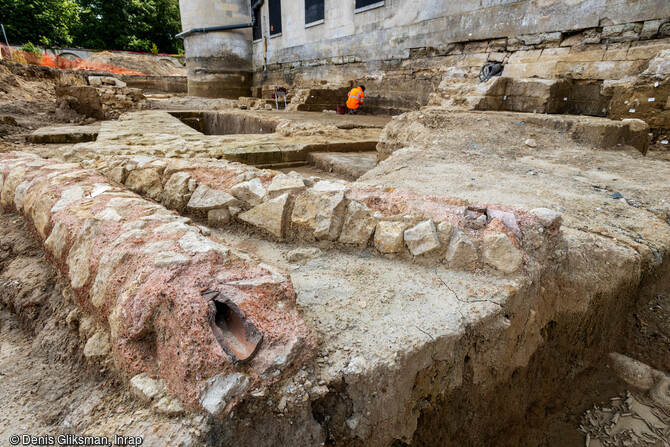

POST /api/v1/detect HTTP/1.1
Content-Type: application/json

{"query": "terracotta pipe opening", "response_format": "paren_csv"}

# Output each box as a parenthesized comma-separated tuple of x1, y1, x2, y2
(203, 289, 263, 363)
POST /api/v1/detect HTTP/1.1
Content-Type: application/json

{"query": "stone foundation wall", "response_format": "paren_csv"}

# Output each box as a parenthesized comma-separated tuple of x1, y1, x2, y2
(81, 154, 562, 277)
(254, 20, 670, 116)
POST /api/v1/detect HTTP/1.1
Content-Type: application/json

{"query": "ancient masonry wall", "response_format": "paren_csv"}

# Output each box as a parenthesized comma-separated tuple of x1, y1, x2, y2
(81, 154, 563, 276)
(249, 0, 670, 115)
(0, 151, 316, 416)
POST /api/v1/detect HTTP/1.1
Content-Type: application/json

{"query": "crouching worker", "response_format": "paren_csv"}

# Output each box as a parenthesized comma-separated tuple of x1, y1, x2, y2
(346, 85, 366, 115)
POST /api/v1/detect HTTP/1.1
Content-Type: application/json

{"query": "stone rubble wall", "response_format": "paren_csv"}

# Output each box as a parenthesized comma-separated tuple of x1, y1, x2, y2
(0, 151, 316, 416)
(83, 155, 563, 276)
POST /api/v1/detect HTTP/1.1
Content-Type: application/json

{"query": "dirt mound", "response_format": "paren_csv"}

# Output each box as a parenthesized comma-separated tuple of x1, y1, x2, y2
(86, 51, 185, 76)
(0, 61, 87, 137)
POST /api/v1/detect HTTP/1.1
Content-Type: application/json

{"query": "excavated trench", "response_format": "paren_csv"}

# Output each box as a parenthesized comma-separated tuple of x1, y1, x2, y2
(5, 93, 670, 446)
(170, 111, 277, 135)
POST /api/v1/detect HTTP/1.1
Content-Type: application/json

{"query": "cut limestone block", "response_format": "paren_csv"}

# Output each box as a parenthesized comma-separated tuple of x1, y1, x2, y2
(374, 221, 406, 254)
(125, 168, 163, 201)
(187, 184, 238, 212)
(481, 233, 523, 274)
(291, 189, 345, 241)
(404, 220, 441, 256)
(339, 201, 377, 245)
(239, 193, 289, 238)
(231, 177, 267, 206)
(267, 174, 306, 198)
(445, 229, 478, 268)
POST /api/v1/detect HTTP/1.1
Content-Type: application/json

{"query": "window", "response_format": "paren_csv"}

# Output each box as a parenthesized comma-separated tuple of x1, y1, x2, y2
(355, 0, 384, 11)
(305, 0, 324, 26)
(269, 0, 282, 36)
(252, 1, 262, 41)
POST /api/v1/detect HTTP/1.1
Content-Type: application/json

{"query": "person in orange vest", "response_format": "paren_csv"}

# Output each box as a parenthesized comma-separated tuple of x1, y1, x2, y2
(346, 85, 366, 114)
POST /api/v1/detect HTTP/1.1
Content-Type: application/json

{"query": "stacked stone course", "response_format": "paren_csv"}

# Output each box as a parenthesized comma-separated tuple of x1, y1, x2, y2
(85, 155, 563, 276)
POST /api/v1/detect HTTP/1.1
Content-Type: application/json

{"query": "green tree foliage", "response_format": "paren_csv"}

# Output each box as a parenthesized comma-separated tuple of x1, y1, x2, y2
(21, 41, 43, 54)
(72, 0, 183, 54)
(0, 0, 183, 54)
(0, 0, 80, 46)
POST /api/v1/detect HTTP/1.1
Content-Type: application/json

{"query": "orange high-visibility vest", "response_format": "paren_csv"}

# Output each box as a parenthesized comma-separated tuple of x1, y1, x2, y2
(346, 87, 365, 109)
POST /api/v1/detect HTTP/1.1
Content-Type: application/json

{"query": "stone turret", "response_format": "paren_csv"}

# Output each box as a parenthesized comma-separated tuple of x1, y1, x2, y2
(178, 0, 253, 98)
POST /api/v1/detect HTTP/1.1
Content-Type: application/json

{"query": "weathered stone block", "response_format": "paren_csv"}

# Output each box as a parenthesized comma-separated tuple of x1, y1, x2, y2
(404, 220, 440, 256)
(130, 373, 167, 403)
(267, 173, 306, 198)
(83, 331, 111, 358)
(508, 49, 543, 64)
(445, 229, 478, 268)
(153, 251, 189, 268)
(556, 60, 648, 80)
(1, 166, 27, 208)
(502, 62, 558, 79)
(374, 221, 405, 254)
(339, 201, 376, 245)
(162, 171, 193, 211)
(487, 38, 507, 52)
(125, 168, 163, 201)
(239, 193, 289, 238)
(482, 234, 523, 274)
(603, 43, 631, 61)
(231, 177, 267, 206)
(66, 219, 100, 289)
(208, 208, 231, 227)
(45, 221, 70, 261)
(627, 39, 670, 61)
(291, 190, 345, 241)
(90, 247, 129, 308)
(640, 20, 662, 40)
(178, 231, 229, 258)
(200, 373, 250, 417)
(437, 221, 454, 245)
(532, 208, 563, 229)
(187, 184, 237, 212)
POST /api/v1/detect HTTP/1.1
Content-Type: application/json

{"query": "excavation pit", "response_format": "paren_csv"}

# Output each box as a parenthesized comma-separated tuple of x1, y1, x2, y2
(170, 111, 278, 135)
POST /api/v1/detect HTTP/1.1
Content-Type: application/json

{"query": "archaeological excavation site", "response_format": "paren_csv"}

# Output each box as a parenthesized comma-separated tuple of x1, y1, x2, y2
(1, 0, 670, 445)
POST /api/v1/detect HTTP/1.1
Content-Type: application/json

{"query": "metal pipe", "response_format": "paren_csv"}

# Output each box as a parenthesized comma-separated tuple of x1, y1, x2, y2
(176, 0, 264, 40)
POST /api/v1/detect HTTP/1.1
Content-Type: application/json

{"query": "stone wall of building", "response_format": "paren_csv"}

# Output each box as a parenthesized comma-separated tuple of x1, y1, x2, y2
(247, 0, 670, 114)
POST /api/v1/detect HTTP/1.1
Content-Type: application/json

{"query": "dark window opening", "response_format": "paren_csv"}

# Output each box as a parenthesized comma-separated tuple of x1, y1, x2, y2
(252, 1, 262, 41)
(305, 0, 324, 25)
(269, 0, 282, 36)
(355, 0, 383, 9)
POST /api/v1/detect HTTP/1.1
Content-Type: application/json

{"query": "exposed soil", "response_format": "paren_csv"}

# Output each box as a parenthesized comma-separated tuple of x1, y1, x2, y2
(0, 61, 88, 140)
(86, 51, 186, 76)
